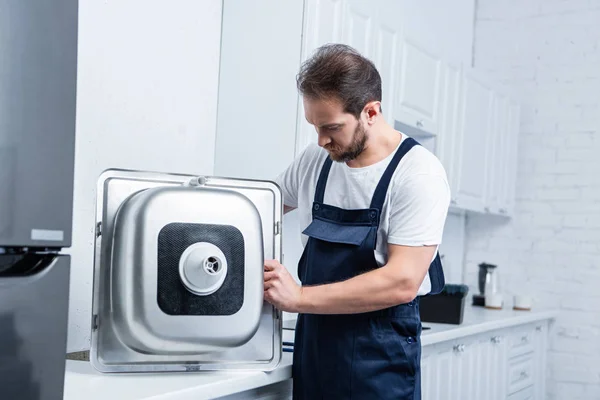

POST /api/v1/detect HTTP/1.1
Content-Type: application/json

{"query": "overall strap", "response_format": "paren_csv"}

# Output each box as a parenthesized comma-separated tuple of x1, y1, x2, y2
(314, 154, 333, 204)
(369, 137, 419, 210)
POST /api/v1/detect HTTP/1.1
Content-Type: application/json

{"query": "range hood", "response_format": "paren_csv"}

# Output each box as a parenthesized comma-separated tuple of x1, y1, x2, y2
(89, 169, 282, 373)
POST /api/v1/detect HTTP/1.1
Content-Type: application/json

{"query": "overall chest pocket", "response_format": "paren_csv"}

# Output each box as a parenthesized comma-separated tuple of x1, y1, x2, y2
(301, 218, 377, 284)
(302, 217, 374, 246)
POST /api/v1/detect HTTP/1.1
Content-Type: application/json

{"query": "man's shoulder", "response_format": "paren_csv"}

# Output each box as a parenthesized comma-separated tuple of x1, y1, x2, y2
(395, 141, 448, 182)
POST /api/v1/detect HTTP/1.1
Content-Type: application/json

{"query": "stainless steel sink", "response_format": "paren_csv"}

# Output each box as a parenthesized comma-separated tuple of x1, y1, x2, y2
(90, 169, 282, 372)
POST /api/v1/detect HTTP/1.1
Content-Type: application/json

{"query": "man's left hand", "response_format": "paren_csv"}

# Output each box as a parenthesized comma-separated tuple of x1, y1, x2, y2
(264, 260, 303, 313)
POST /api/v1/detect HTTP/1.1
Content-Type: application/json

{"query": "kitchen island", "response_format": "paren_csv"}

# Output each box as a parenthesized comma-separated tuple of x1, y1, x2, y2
(63, 305, 557, 400)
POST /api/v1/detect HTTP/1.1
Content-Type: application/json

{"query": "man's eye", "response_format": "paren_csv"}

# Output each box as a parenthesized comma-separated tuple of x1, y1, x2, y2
(327, 126, 339, 131)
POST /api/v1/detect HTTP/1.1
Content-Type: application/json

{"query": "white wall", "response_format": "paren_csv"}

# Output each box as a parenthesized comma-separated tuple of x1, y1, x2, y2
(67, 0, 222, 352)
(438, 211, 467, 283)
(214, 1, 304, 180)
(467, 1, 600, 399)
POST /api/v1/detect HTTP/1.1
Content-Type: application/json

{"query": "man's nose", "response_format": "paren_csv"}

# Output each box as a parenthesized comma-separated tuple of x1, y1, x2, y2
(317, 134, 331, 148)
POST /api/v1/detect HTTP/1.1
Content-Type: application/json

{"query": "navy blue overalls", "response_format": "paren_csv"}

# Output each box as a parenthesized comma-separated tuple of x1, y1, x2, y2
(292, 137, 445, 400)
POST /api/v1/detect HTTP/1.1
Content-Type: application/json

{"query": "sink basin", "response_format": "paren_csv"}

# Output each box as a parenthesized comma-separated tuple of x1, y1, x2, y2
(90, 169, 282, 373)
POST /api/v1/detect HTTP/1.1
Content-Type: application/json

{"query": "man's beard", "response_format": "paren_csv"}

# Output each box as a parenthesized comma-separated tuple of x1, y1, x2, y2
(327, 123, 368, 162)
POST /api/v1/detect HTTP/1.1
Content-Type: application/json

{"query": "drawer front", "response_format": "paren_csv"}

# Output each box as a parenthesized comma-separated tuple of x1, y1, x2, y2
(507, 385, 534, 400)
(508, 328, 534, 358)
(508, 354, 534, 394)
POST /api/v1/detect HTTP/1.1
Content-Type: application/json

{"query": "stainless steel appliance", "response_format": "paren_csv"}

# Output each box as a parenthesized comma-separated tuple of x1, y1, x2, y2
(0, 0, 79, 399)
(90, 170, 283, 372)
(472, 262, 498, 306)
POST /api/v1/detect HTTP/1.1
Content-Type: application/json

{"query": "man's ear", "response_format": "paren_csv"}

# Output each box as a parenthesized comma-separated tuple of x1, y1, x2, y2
(364, 101, 381, 124)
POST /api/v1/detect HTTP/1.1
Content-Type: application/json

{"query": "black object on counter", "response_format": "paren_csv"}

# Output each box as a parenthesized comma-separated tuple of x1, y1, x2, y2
(419, 284, 469, 325)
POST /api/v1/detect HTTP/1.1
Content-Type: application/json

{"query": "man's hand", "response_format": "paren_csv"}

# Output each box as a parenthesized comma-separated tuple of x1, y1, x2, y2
(263, 260, 303, 312)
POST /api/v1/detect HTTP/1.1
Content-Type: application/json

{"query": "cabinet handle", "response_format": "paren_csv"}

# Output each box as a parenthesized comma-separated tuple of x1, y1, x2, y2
(491, 336, 501, 344)
(416, 119, 424, 128)
(536, 326, 542, 332)
(450, 198, 457, 205)
(520, 371, 529, 379)
(521, 335, 528, 343)
(453, 344, 465, 353)
(500, 208, 507, 214)
(484, 206, 490, 212)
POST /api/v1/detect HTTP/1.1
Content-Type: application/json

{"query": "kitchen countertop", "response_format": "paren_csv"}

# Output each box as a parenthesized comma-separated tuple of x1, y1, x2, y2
(63, 351, 294, 400)
(419, 305, 558, 346)
(63, 306, 557, 400)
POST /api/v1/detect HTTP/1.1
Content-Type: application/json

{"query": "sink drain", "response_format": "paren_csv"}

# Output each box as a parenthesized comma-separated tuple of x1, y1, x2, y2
(204, 256, 221, 274)
(179, 243, 228, 296)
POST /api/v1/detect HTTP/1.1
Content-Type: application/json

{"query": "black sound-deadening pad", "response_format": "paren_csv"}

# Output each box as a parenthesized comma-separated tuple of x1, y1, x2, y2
(157, 222, 245, 315)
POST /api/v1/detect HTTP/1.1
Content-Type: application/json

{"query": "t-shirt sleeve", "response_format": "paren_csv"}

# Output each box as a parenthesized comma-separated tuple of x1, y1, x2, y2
(387, 173, 451, 246)
(274, 145, 316, 208)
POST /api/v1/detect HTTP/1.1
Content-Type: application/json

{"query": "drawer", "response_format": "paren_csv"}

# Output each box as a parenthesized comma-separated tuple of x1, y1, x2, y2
(507, 385, 534, 400)
(508, 328, 534, 358)
(507, 353, 534, 394)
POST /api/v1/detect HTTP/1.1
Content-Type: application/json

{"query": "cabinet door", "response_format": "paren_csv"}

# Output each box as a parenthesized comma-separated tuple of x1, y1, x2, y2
(301, 0, 344, 60)
(341, 0, 374, 59)
(394, 34, 442, 135)
(486, 334, 508, 400)
(454, 68, 494, 213)
(451, 340, 478, 400)
(501, 100, 521, 216)
(532, 323, 548, 400)
(373, 0, 402, 119)
(420, 346, 435, 400)
(432, 345, 456, 399)
(295, 0, 345, 154)
(435, 62, 462, 202)
(421, 342, 458, 400)
(485, 93, 510, 214)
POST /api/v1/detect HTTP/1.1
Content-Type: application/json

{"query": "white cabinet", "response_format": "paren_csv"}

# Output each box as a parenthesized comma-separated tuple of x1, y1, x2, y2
(421, 321, 550, 400)
(532, 324, 548, 400)
(453, 68, 495, 213)
(373, 0, 402, 118)
(449, 67, 521, 217)
(295, 0, 344, 153)
(217, 0, 522, 219)
(485, 93, 510, 214)
(483, 88, 521, 217)
(502, 101, 521, 216)
(296, 0, 403, 153)
(394, 34, 443, 135)
(341, 0, 373, 58)
(435, 63, 463, 201)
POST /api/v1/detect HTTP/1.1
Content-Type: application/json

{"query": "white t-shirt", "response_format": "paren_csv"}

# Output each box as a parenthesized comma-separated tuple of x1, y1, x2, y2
(274, 133, 451, 295)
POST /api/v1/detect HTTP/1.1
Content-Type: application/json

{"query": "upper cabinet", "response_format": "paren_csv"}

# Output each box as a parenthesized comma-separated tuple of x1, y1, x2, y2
(453, 68, 495, 213)
(502, 101, 521, 216)
(436, 62, 463, 201)
(394, 34, 443, 135)
(217, 0, 522, 219)
(372, 1, 402, 119)
(341, 0, 374, 58)
(295, 0, 344, 153)
(297, 0, 521, 218)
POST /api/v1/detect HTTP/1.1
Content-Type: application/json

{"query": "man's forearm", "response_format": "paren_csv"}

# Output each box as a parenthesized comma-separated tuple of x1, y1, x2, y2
(297, 266, 418, 314)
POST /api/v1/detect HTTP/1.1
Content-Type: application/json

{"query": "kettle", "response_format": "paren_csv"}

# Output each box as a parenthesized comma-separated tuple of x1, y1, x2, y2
(479, 262, 499, 295)
(473, 262, 499, 306)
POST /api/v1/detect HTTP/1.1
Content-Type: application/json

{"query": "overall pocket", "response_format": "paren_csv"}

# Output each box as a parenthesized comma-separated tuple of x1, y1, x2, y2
(302, 217, 373, 246)
(301, 218, 376, 284)
(352, 317, 421, 400)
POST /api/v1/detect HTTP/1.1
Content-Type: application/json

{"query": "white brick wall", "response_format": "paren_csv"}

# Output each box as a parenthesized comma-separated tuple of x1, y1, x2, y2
(468, 1, 600, 399)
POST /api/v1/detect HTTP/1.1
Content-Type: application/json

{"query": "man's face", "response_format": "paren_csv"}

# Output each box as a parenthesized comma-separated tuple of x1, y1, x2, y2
(303, 96, 367, 162)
